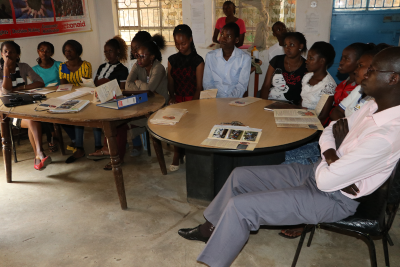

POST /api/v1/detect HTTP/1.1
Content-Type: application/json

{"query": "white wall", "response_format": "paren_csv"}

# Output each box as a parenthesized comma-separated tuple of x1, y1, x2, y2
(9, 0, 334, 91)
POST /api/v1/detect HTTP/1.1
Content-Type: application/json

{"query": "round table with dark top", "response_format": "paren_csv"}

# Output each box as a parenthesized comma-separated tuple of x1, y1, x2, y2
(148, 98, 318, 206)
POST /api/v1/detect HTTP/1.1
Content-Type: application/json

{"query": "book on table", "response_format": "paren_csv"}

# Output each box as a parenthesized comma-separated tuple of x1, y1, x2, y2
(273, 109, 324, 130)
(47, 100, 90, 113)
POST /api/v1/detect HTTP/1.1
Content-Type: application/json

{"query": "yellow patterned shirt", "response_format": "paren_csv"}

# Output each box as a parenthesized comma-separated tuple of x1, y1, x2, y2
(59, 61, 92, 86)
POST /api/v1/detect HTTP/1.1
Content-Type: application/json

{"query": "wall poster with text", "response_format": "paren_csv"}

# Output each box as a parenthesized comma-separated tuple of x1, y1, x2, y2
(0, 0, 92, 40)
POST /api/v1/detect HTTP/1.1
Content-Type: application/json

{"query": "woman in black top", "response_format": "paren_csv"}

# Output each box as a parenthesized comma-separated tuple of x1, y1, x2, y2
(260, 32, 307, 105)
(87, 36, 130, 170)
(94, 36, 129, 88)
(167, 24, 205, 171)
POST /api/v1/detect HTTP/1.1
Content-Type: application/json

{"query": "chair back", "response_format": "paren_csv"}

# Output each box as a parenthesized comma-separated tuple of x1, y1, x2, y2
(351, 161, 400, 227)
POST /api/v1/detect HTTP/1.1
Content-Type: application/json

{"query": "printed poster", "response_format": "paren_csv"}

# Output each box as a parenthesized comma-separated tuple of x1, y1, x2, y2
(0, 0, 92, 39)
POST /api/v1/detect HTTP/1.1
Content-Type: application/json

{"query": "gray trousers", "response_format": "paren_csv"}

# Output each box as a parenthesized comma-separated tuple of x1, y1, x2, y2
(197, 162, 360, 267)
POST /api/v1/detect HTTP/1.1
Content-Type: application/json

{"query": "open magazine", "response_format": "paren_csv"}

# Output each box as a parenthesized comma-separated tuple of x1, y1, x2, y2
(47, 100, 90, 113)
(201, 125, 262, 151)
(273, 109, 324, 130)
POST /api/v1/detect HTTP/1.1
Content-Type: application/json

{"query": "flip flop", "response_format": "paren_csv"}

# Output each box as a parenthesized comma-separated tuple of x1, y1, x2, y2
(278, 227, 312, 239)
(87, 149, 110, 160)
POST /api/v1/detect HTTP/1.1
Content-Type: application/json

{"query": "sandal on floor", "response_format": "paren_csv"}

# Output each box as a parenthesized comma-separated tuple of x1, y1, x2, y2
(170, 164, 179, 172)
(87, 149, 110, 160)
(48, 142, 58, 153)
(34, 156, 52, 170)
(278, 227, 311, 239)
(103, 161, 124, 171)
(66, 145, 77, 153)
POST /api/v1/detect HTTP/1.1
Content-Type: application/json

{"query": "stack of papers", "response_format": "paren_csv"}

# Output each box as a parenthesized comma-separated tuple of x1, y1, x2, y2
(200, 89, 218, 99)
(229, 97, 262, 107)
(56, 84, 73, 92)
(149, 108, 188, 125)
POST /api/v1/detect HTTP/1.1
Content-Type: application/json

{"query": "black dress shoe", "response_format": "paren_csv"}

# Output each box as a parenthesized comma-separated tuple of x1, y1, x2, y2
(178, 225, 209, 243)
(65, 154, 85, 164)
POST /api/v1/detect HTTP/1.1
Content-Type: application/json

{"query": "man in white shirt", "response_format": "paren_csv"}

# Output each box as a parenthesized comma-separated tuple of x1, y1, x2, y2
(268, 21, 287, 61)
(203, 22, 251, 98)
(178, 47, 400, 267)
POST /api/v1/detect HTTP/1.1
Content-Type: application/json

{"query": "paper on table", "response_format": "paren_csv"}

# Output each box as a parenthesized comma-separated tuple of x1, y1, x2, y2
(229, 97, 262, 107)
(200, 89, 218, 99)
(57, 90, 91, 101)
(76, 87, 96, 94)
(56, 84, 73, 92)
(22, 88, 56, 94)
(93, 79, 122, 104)
(36, 98, 66, 110)
(315, 94, 329, 116)
(80, 78, 96, 88)
(149, 108, 188, 125)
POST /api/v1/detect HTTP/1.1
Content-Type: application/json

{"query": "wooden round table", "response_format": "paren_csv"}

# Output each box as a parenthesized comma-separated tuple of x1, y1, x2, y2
(148, 98, 318, 205)
(0, 88, 166, 210)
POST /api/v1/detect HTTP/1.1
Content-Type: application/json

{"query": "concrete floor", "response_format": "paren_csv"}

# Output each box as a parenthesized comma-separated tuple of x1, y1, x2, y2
(1, 131, 400, 267)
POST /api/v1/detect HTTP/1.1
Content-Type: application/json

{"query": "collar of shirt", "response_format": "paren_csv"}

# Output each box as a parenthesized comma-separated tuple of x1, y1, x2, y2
(216, 46, 240, 61)
(369, 101, 400, 127)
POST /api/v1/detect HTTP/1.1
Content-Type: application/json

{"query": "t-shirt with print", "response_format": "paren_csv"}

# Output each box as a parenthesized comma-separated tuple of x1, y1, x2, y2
(95, 62, 129, 85)
(301, 72, 336, 110)
(268, 55, 307, 105)
(339, 85, 373, 117)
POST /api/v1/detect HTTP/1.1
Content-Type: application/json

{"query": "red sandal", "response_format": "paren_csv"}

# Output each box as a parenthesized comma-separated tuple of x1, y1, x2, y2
(34, 156, 52, 170)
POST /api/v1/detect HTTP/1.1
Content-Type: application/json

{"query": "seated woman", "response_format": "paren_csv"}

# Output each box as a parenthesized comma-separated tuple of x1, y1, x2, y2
(32, 41, 62, 153)
(260, 32, 307, 105)
(332, 43, 374, 109)
(301, 41, 336, 123)
(58, 39, 95, 163)
(87, 36, 130, 170)
(168, 24, 205, 171)
(330, 43, 391, 121)
(203, 22, 251, 98)
(213, 1, 246, 48)
(127, 31, 152, 157)
(125, 34, 168, 159)
(0, 41, 49, 170)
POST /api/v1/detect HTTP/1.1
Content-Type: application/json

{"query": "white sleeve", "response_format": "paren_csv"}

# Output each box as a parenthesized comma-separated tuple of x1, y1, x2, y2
(339, 87, 361, 111)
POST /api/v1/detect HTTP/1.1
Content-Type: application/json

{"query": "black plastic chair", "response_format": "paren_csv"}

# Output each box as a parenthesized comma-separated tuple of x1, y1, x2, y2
(292, 161, 400, 267)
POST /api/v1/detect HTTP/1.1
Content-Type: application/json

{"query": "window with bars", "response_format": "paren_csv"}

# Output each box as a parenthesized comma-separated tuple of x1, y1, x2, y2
(116, 0, 183, 44)
(334, 0, 400, 10)
(214, 0, 296, 47)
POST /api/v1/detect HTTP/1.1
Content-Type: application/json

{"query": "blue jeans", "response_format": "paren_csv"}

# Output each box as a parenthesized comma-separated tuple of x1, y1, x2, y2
(75, 126, 102, 148)
(132, 135, 142, 147)
(282, 141, 321, 165)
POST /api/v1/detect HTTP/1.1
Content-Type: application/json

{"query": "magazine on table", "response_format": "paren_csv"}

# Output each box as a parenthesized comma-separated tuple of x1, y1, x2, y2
(273, 109, 324, 130)
(92, 79, 122, 104)
(47, 100, 90, 113)
(201, 125, 262, 151)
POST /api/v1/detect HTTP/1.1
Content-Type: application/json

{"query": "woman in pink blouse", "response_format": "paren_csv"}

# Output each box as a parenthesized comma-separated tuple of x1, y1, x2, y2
(212, 1, 246, 48)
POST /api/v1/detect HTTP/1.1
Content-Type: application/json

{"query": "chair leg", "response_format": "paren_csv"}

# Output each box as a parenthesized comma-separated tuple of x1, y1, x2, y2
(54, 124, 65, 155)
(382, 234, 390, 267)
(387, 233, 394, 246)
(145, 130, 151, 157)
(291, 225, 309, 267)
(307, 226, 316, 247)
(366, 235, 378, 267)
(9, 125, 17, 163)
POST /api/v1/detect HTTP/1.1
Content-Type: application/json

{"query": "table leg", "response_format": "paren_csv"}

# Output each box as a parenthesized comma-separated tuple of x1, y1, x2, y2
(54, 124, 66, 155)
(103, 121, 127, 210)
(151, 136, 167, 175)
(1, 116, 12, 183)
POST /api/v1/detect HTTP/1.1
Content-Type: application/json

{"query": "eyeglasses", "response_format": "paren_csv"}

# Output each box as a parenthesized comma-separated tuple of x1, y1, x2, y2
(135, 53, 148, 59)
(366, 66, 400, 76)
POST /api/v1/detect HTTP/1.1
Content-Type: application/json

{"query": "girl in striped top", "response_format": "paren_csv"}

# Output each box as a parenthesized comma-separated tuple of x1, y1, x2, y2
(59, 39, 92, 86)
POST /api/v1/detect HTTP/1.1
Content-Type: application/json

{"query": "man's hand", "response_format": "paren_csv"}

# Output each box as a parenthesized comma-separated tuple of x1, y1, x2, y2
(333, 118, 349, 149)
(323, 148, 339, 166)
(341, 183, 360, 196)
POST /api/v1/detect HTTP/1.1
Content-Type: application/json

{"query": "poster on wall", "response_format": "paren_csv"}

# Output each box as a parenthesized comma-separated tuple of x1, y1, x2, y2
(0, 0, 91, 40)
